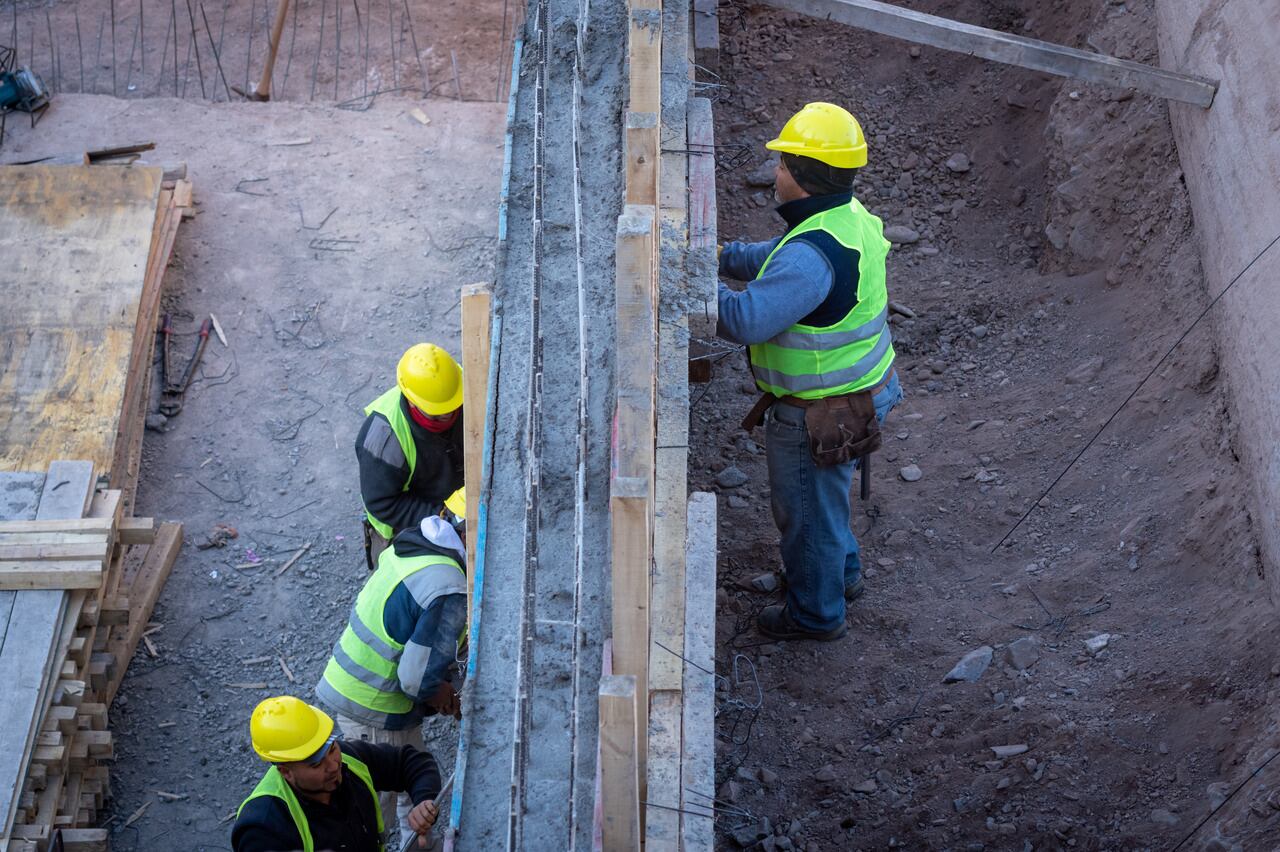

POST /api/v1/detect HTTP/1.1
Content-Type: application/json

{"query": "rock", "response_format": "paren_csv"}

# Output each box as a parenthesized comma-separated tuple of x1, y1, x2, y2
(145, 413, 169, 432)
(733, 823, 765, 847)
(970, 325, 988, 339)
(1150, 808, 1179, 827)
(944, 646, 993, 683)
(716, 465, 750, 489)
(1084, 633, 1112, 655)
(1207, 781, 1232, 811)
(991, 744, 1029, 759)
(1065, 356, 1104, 385)
(813, 764, 838, 783)
(727, 495, 749, 510)
(746, 158, 780, 187)
(899, 464, 923, 482)
(852, 779, 877, 794)
(883, 225, 920, 244)
(896, 172, 914, 191)
(718, 779, 742, 803)
(1005, 637, 1041, 671)
(736, 766, 757, 783)
(758, 766, 779, 786)
(1011, 186, 1027, 207)
(945, 153, 972, 173)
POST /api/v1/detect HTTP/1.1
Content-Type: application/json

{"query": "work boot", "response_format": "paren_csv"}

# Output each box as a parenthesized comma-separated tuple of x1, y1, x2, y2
(844, 576, 865, 601)
(757, 604, 847, 641)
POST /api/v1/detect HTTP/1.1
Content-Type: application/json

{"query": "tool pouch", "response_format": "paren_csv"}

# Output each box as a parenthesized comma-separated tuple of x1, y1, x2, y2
(802, 392, 882, 467)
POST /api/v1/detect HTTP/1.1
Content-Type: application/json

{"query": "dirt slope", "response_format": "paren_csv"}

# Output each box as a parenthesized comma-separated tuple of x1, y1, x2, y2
(701, 1, 1280, 848)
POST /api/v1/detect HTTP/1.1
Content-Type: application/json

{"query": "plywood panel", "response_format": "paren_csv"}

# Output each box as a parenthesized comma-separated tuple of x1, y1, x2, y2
(0, 166, 163, 475)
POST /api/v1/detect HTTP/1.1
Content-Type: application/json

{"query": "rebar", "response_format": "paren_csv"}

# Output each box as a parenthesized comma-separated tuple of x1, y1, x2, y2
(333, 0, 341, 100)
(279, 0, 298, 98)
(309, 0, 325, 101)
(385, 0, 395, 90)
(45, 10, 55, 93)
(110, 0, 117, 95)
(450, 49, 461, 100)
(91, 11, 105, 94)
(75, 9, 85, 91)
(139, 0, 145, 74)
(171, 0, 178, 93)
(123, 16, 140, 93)
(401, 0, 425, 98)
(243, 0, 255, 94)
(199, 2, 230, 100)
(157, 2, 173, 96)
(182, 0, 206, 97)
(349, 0, 363, 96)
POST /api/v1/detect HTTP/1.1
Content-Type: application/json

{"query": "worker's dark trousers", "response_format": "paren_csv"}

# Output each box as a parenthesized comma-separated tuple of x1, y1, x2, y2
(766, 371, 903, 632)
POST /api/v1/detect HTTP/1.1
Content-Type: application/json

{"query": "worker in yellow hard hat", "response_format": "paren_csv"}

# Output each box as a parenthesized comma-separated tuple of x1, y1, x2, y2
(357, 343, 466, 569)
(232, 695, 443, 851)
(717, 102, 904, 642)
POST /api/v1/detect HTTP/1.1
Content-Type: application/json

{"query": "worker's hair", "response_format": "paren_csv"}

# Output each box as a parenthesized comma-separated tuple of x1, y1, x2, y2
(782, 152, 857, 196)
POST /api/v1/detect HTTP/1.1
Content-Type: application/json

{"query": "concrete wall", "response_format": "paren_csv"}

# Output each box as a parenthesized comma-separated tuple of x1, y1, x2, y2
(1155, 2, 1280, 600)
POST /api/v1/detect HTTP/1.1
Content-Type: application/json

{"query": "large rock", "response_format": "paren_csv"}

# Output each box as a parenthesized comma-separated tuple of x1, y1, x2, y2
(746, 157, 780, 187)
(1005, 636, 1041, 671)
(945, 152, 972, 173)
(943, 646, 993, 683)
(883, 225, 921, 244)
(716, 465, 750, 489)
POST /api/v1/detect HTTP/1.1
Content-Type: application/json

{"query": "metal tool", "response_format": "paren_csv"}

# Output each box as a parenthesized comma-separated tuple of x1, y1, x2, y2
(159, 315, 211, 416)
(859, 453, 871, 501)
(0, 46, 51, 146)
(398, 770, 455, 852)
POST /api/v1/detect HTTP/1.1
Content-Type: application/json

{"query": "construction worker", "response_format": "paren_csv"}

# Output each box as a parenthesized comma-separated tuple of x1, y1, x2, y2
(232, 695, 442, 852)
(315, 507, 467, 839)
(718, 102, 903, 642)
(357, 343, 465, 568)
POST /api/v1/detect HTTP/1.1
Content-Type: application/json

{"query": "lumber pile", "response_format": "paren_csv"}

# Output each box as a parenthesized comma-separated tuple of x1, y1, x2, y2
(0, 462, 182, 852)
(0, 164, 191, 850)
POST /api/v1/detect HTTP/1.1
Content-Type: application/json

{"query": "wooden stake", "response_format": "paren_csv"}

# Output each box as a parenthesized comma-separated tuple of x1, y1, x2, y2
(460, 282, 492, 628)
(250, 0, 290, 99)
(598, 674, 641, 852)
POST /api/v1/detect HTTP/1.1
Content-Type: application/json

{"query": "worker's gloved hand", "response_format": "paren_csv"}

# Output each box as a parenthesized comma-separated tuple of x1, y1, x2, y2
(426, 682, 461, 720)
(407, 798, 439, 844)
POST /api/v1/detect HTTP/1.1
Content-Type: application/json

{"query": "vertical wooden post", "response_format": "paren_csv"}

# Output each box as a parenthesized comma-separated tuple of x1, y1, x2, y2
(609, 476, 650, 790)
(625, 112, 659, 208)
(627, 0, 662, 114)
(251, 0, 291, 99)
(598, 674, 641, 852)
(460, 282, 492, 630)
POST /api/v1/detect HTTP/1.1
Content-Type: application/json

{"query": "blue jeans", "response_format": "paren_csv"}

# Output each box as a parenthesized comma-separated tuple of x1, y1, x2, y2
(765, 371, 903, 632)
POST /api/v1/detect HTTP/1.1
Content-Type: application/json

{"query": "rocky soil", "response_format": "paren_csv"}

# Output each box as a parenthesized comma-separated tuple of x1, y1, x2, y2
(698, 0, 1280, 848)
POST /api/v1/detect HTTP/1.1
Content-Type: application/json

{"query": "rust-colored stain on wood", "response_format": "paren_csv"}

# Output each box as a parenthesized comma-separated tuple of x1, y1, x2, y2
(0, 166, 163, 474)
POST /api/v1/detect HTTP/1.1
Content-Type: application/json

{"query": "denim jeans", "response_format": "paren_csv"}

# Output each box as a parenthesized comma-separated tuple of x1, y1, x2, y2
(765, 370, 903, 632)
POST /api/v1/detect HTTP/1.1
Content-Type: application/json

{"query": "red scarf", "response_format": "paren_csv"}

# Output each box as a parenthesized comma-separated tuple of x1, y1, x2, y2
(410, 405, 459, 433)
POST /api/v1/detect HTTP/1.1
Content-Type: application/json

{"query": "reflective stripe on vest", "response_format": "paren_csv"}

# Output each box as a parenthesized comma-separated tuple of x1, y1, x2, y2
(318, 549, 465, 723)
(748, 197, 895, 399)
(237, 754, 385, 852)
(363, 388, 418, 540)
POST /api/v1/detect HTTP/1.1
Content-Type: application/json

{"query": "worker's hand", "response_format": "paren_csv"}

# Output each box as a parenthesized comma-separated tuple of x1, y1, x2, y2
(407, 799, 439, 845)
(427, 682, 461, 720)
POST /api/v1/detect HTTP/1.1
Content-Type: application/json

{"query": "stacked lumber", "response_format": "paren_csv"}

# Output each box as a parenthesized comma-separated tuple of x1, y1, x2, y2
(0, 462, 182, 852)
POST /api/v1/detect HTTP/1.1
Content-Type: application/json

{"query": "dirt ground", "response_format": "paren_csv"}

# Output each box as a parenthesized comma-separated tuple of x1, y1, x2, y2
(701, 0, 1280, 849)
(4, 92, 503, 849)
(7, 0, 516, 105)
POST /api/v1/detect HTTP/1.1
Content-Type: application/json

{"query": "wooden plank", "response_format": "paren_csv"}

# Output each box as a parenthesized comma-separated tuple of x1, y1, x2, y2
(644, 690, 682, 847)
(0, 542, 107, 562)
(628, 2, 663, 114)
(613, 206, 657, 485)
(758, 0, 1218, 107)
(609, 479, 651, 802)
(117, 517, 157, 545)
(0, 562, 103, 591)
(686, 97, 718, 253)
(0, 533, 110, 548)
(598, 674, 641, 852)
(625, 113, 660, 208)
(460, 281, 492, 631)
(0, 462, 95, 842)
(0, 169, 164, 475)
(649, 316, 689, 692)
(681, 492, 717, 850)
(104, 521, 182, 704)
(0, 519, 114, 536)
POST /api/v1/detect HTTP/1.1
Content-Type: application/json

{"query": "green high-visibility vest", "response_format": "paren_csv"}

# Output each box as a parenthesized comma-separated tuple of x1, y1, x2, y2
(317, 547, 465, 726)
(748, 197, 895, 399)
(363, 388, 418, 540)
(237, 753, 385, 852)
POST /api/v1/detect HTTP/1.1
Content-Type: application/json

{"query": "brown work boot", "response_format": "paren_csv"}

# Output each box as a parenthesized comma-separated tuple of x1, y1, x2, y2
(756, 604, 847, 641)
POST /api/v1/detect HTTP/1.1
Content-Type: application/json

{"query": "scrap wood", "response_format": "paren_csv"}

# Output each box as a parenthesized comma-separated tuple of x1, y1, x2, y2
(224, 682, 269, 690)
(275, 541, 312, 576)
(278, 656, 295, 682)
(210, 314, 228, 346)
(122, 800, 151, 828)
(153, 790, 187, 801)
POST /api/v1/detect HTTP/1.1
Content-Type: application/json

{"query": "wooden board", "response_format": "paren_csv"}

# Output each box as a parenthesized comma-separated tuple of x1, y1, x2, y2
(625, 113, 660, 208)
(598, 675, 641, 852)
(0, 461, 95, 843)
(628, 0, 663, 114)
(460, 282, 493, 629)
(759, 0, 1218, 107)
(103, 521, 182, 704)
(0, 562, 103, 592)
(0, 167, 164, 476)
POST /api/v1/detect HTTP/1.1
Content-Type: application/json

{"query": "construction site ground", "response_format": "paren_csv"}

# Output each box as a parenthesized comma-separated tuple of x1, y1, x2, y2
(4, 93, 503, 848)
(701, 0, 1280, 849)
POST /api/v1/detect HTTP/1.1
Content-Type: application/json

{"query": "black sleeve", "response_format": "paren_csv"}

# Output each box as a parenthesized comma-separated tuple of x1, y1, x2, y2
(355, 413, 441, 533)
(341, 739, 442, 806)
(231, 797, 305, 852)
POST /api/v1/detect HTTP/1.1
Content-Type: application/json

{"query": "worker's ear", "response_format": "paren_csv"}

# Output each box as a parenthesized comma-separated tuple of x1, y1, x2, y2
(277, 764, 297, 785)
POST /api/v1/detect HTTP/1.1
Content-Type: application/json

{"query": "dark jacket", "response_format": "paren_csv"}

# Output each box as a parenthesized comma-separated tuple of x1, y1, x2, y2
(231, 739, 441, 852)
(355, 393, 464, 535)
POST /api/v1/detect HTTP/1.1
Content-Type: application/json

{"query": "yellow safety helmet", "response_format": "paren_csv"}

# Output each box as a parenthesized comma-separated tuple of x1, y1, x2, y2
(397, 344, 463, 416)
(766, 102, 868, 169)
(444, 487, 466, 519)
(250, 696, 335, 763)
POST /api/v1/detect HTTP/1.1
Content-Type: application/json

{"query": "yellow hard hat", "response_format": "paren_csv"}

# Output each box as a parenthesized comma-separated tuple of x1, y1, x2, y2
(250, 696, 334, 763)
(397, 344, 463, 416)
(766, 102, 868, 169)
(444, 487, 466, 519)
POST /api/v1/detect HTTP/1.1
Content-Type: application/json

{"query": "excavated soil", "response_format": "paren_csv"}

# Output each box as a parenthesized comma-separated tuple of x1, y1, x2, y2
(699, 0, 1280, 849)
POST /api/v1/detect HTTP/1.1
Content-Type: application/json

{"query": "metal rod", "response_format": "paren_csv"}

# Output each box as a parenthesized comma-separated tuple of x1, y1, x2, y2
(333, 0, 341, 100)
(386, 0, 395, 90)
(243, 0, 255, 94)
(91, 12, 106, 94)
(76, 9, 85, 92)
(123, 16, 140, 93)
(450, 48, 461, 100)
(399, 0, 424, 97)
(349, 0, 362, 96)
(45, 10, 56, 94)
(279, 0, 298, 98)
(362, 0, 371, 97)
(157, 1, 173, 95)
(110, 0, 117, 96)
(182, 0, 206, 98)
(496, 0, 510, 101)
(309, 0, 325, 101)
(180, 7, 194, 97)
(171, 0, 178, 94)
(215, 0, 228, 90)
(199, 2, 231, 100)
(139, 0, 145, 74)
